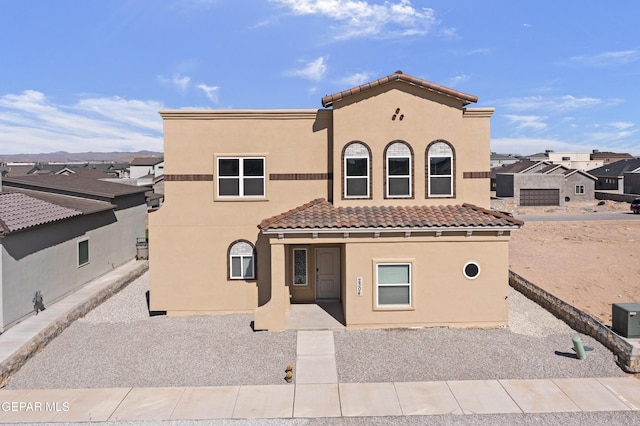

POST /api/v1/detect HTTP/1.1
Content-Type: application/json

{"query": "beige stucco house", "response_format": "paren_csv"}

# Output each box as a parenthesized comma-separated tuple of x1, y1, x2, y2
(149, 71, 522, 331)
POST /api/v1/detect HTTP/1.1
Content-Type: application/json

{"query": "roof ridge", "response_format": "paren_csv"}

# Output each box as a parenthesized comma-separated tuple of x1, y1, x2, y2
(321, 71, 478, 108)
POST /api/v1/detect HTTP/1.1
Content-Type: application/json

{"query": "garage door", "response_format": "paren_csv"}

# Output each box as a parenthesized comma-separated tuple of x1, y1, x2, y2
(520, 189, 560, 206)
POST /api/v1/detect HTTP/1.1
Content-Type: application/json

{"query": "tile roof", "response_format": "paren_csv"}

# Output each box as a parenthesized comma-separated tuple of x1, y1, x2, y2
(321, 70, 478, 108)
(2, 174, 148, 199)
(259, 199, 522, 232)
(7, 188, 115, 214)
(0, 192, 82, 236)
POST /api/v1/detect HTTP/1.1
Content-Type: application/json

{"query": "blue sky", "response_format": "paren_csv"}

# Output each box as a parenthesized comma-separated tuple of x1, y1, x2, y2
(1, 0, 639, 156)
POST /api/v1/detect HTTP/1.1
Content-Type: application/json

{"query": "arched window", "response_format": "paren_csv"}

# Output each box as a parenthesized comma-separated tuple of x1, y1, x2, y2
(343, 142, 371, 198)
(427, 141, 455, 197)
(228, 240, 255, 279)
(385, 141, 413, 198)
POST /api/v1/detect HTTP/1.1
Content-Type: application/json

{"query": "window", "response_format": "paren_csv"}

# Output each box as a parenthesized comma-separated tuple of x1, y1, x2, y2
(78, 238, 89, 267)
(376, 263, 411, 307)
(562, 156, 571, 161)
(343, 143, 370, 198)
(463, 262, 480, 280)
(229, 241, 255, 279)
(427, 142, 454, 197)
(385, 142, 412, 198)
(293, 248, 308, 286)
(575, 185, 585, 194)
(218, 157, 265, 197)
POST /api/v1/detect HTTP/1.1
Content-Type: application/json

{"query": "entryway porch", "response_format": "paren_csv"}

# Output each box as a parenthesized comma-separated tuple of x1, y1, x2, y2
(285, 301, 345, 330)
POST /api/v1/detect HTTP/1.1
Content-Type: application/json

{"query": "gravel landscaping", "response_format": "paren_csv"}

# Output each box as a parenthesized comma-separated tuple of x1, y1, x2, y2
(5, 271, 628, 390)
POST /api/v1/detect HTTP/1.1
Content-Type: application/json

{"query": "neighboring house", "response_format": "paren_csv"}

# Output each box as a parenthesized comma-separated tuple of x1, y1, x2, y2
(623, 172, 640, 195)
(495, 160, 596, 206)
(590, 150, 634, 165)
(525, 151, 550, 162)
(130, 157, 164, 180)
(490, 153, 520, 169)
(589, 159, 640, 194)
(543, 151, 601, 171)
(0, 174, 147, 333)
(149, 70, 523, 331)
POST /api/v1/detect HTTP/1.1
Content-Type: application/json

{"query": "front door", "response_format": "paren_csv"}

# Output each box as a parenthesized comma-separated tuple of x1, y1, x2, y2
(315, 247, 340, 300)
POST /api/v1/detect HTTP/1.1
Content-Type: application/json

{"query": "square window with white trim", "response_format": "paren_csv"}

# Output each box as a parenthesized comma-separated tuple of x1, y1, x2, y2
(575, 185, 585, 194)
(217, 157, 265, 198)
(376, 263, 411, 307)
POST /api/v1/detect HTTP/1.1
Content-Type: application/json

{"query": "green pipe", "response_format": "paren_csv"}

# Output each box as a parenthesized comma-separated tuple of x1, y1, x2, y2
(573, 336, 586, 360)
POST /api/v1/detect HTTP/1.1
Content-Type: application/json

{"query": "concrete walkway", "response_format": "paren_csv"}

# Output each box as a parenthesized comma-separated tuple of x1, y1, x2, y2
(1, 377, 639, 422)
(1, 261, 640, 422)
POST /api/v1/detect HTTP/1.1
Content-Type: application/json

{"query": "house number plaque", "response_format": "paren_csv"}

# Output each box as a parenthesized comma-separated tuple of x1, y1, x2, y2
(356, 277, 363, 296)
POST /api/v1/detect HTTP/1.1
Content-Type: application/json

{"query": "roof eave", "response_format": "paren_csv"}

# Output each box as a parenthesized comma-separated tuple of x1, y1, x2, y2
(261, 225, 521, 235)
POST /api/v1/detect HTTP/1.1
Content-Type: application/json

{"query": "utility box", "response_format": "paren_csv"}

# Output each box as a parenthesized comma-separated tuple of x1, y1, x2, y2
(612, 303, 640, 338)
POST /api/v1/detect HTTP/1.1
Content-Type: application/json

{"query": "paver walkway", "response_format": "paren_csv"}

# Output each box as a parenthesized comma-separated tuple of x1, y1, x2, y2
(1, 261, 640, 422)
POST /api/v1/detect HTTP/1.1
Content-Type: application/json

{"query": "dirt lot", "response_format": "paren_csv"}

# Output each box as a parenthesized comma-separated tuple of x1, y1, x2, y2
(506, 199, 640, 325)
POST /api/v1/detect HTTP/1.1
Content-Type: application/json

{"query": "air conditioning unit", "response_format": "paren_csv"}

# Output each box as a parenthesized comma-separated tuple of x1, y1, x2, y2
(612, 303, 640, 338)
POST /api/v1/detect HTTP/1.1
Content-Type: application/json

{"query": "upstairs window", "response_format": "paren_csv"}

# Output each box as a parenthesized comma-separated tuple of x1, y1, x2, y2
(385, 142, 412, 198)
(218, 157, 265, 197)
(427, 142, 454, 197)
(343, 142, 371, 198)
(229, 240, 255, 279)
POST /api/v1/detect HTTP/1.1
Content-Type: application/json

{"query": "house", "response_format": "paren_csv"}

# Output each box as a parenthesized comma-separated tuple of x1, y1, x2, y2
(490, 153, 520, 169)
(130, 157, 164, 181)
(589, 159, 640, 194)
(590, 150, 634, 165)
(149, 70, 523, 331)
(0, 174, 147, 332)
(495, 160, 596, 206)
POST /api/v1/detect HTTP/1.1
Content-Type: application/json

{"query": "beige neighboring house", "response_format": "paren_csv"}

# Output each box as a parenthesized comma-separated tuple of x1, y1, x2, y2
(149, 71, 522, 331)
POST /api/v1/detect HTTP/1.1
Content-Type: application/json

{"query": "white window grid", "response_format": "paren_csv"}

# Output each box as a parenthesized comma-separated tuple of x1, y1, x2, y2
(217, 157, 265, 198)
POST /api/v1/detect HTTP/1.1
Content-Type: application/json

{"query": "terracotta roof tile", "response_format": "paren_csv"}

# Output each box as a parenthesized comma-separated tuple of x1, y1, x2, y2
(321, 71, 478, 108)
(0, 192, 82, 236)
(259, 199, 522, 231)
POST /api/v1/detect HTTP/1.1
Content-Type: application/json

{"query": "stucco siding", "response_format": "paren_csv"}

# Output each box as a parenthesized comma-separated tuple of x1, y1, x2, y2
(0, 204, 146, 332)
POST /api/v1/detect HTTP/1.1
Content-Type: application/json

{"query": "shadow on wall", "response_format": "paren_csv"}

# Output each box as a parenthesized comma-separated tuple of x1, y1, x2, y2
(145, 290, 166, 317)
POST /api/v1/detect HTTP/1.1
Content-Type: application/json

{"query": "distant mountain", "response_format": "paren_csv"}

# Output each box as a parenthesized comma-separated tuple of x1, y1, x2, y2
(0, 151, 163, 164)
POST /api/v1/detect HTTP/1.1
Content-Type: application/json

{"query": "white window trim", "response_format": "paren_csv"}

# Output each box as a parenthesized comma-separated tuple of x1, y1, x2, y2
(375, 262, 412, 308)
(386, 153, 412, 198)
(292, 248, 308, 286)
(344, 155, 370, 198)
(575, 185, 585, 194)
(463, 261, 480, 280)
(77, 237, 90, 268)
(428, 149, 453, 198)
(229, 241, 255, 280)
(217, 156, 266, 198)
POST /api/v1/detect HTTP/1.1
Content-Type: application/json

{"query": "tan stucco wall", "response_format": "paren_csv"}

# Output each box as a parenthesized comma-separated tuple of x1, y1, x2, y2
(149, 86, 501, 327)
(149, 111, 331, 313)
(330, 83, 492, 208)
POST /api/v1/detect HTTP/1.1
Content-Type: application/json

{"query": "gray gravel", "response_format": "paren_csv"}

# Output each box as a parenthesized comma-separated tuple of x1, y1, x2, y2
(5, 272, 627, 390)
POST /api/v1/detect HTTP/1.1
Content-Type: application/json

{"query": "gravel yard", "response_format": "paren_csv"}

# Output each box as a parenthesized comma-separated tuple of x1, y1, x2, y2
(5, 271, 628, 390)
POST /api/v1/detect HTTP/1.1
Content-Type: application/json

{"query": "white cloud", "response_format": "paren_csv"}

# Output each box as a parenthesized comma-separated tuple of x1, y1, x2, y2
(272, 0, 437, 39)
(0, 90, 163, 154)
(466, 48, 491, 55)
(609, 121, 634, 131)
(504, 114, 548, 131)
(499, 94, 610, 112)
(197, 84, 220, 103)
(289, 57, 328, 81)
(157, 73, 191, 92)
(446, 73, 469, 88)
(569, 50, 638, 66)
(338, 72, 370, 86)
